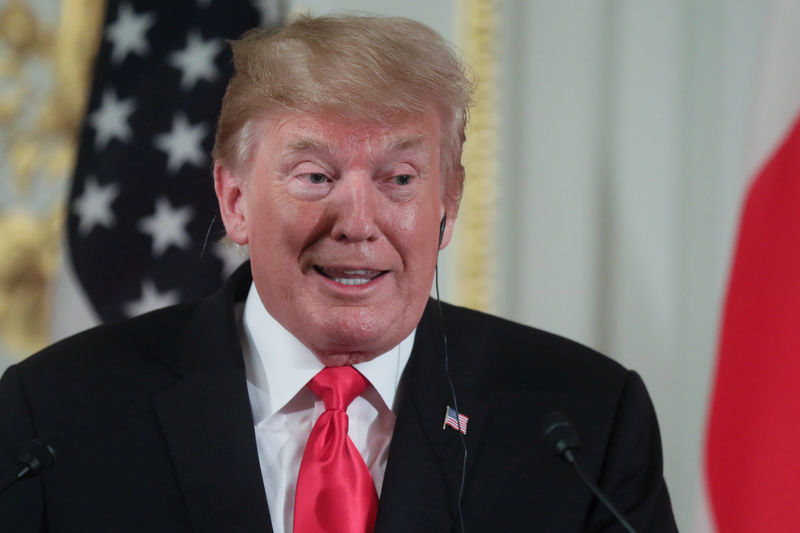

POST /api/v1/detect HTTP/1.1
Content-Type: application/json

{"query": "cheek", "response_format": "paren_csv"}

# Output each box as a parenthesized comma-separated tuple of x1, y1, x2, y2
(397, 207, 422, 234)
(393, 206, 441, 272)
(245, 189, 316, 245)
(399, 197, 442, 243)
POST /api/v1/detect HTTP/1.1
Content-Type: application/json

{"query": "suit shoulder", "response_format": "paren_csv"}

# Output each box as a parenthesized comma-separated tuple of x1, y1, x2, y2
(14, 302, 199, 380)
(436, 301, 628, 393)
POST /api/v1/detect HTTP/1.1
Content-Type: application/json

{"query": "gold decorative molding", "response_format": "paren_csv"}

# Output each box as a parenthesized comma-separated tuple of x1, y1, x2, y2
(0, 0, 105, 359)
(455, 0, 499, 312)
(0, 210, 60, 353)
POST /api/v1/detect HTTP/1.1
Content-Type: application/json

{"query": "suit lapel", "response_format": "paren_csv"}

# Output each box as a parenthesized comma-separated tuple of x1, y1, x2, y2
(375, 301, 488, 532)
(153, 264, 273, 533)
(153, 371, 272, 533)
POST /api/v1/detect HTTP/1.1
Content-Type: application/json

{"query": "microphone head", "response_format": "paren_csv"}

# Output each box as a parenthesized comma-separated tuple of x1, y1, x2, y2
(17, 438, 57, 474)
(541, 411, 580, 462)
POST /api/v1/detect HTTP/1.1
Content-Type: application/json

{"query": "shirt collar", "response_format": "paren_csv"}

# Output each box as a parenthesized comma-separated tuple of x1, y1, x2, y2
(241, 282, 415, 422)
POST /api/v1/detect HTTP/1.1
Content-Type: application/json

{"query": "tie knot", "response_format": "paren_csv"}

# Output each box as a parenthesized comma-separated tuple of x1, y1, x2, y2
(308, 366, 368, 411)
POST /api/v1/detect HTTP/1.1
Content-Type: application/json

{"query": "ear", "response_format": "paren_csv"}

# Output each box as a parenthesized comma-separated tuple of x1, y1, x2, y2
(213, 161, 249, 245)
(438, 165, 463, 250)
(437, 209, 456, 250)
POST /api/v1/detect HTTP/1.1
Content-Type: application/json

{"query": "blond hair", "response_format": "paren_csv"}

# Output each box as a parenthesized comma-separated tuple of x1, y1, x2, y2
(212, 14, 473, 197)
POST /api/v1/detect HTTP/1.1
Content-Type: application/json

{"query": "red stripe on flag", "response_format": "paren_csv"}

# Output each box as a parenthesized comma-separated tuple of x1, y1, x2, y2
(706, 112, 800, 531)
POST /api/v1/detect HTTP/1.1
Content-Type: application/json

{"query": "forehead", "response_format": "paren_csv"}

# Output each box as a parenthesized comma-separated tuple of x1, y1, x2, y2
(259, 109, 443, 157)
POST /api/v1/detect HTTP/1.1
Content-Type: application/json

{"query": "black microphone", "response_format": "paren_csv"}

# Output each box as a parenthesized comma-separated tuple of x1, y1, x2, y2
(0, 438, 57, 495)
(541, 412, 637, 533)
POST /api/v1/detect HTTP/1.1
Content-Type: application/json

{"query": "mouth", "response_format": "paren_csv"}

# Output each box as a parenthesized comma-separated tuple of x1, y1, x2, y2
(313, 266, 388, 286)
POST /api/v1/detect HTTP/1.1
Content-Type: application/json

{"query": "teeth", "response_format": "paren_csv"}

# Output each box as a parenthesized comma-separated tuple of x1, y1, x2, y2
(313, 266, 384, 286)
(333, 278, 371, 286)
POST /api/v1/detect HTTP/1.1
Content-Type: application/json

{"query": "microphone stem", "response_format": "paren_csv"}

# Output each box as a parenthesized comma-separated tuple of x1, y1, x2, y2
(569, 458, 637, 533)
(0, 469, 22, 495)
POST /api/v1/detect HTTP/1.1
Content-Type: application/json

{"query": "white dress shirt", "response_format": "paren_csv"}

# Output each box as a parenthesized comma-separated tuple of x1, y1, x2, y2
(238, 283, 415, 533)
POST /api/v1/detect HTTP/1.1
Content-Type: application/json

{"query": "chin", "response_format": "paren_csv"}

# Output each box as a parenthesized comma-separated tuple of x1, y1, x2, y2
(314, 352, 383, 366)
(312, 309, 407, 360)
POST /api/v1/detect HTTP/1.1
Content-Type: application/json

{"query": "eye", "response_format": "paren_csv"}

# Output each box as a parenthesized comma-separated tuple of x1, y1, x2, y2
(308, 173, 328, 184)
(393, 174, 413, 185)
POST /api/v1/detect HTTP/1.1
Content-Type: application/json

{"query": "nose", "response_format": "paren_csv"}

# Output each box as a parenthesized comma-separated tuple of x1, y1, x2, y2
(329, 173, 380, 242)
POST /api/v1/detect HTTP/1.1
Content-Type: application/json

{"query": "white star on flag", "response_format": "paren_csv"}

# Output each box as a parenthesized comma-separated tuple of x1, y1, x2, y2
(89, 89, 135, 149)
(106, 3, 156, 65)
(72, 177, 120, 236)
(168, 31, 223, 90)
(123, 279, 180, 317)
(213, 240, 248, 279)
(154, 113, 208, 173)
(137, 196, 194, 257)
(253, 0, 281, 26)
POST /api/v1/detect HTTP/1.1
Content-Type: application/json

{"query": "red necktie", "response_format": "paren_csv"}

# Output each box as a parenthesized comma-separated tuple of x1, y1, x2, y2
(293, 366, 379, 533)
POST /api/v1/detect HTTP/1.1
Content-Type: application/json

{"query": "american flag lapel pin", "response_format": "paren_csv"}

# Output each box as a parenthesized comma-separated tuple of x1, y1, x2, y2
(442, 405, 469, 435)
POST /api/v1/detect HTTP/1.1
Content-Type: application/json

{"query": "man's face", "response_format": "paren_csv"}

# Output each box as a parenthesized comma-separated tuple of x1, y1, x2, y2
(215, 109, 456, 365)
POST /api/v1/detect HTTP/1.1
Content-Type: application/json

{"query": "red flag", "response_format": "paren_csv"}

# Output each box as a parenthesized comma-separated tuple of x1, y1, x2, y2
(707, 112, 800, 531)
(706, 3, 800, 529)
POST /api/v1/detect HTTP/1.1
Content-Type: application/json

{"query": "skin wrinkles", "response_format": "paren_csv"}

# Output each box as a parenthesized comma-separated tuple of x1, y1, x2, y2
(215, 108, 459, 366)
(286, 135, 426, 163)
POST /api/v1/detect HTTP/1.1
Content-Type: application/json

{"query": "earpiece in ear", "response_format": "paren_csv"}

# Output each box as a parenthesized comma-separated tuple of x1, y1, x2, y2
(439, 215, 447, 247)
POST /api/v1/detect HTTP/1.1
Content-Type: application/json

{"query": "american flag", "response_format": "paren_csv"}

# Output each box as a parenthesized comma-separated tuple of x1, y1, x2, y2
(443, 406, 469, 435)
(67, 0, 285, 322)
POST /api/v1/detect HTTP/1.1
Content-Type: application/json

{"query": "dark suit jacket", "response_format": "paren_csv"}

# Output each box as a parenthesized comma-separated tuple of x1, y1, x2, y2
(0, 264, 677, 532)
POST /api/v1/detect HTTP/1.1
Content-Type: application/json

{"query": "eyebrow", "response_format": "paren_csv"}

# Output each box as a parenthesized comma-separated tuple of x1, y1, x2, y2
(286, 137, 332, 153)
(388, 135, 424, 151)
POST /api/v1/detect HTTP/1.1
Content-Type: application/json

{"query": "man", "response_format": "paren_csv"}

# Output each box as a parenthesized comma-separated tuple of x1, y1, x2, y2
(0, 15, 678, 532)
